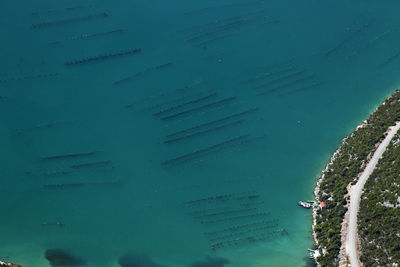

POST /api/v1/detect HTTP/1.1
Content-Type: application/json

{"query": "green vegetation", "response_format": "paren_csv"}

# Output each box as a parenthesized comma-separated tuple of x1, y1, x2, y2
(358, 131, 400, 266)
(314, 90, 400, 266)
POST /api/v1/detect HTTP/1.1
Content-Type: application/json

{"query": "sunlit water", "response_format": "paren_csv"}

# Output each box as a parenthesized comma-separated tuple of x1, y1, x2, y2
(1, 0, 400, 266)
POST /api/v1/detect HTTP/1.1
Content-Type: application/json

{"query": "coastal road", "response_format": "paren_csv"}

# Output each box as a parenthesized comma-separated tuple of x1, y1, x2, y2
(345, 121, 400, 267)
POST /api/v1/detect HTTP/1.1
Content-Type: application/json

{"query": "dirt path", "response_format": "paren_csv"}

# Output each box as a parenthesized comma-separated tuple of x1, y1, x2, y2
(345, 121, 400, 267)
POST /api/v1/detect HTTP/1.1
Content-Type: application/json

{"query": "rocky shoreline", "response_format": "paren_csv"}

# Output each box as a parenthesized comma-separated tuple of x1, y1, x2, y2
(312, 124, 368, 266)
(312, 136, 347, 266)
(0, 261, 22, 267)
(312, 115, 384, 266)
(311, 89, 400, 266)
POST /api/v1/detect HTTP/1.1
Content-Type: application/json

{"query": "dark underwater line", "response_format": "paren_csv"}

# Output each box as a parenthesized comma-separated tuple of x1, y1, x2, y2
(32, 13, 108, 29)
(164, 120, 244, 144)
(257, 75, 315, 96)
(252, 71, 304, 90)
(161, 135, 249, 166)
(165, 108, 258, 138)
(153, 93, 217, 117)
(160, 97, 236, 121)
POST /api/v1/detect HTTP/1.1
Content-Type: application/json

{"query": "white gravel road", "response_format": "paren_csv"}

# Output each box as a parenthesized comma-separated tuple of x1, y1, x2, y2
(345, 121, 400, 267)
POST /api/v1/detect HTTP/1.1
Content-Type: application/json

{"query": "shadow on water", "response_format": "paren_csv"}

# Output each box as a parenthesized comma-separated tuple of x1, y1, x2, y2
(45, 249, 86, 267)
(118, 253, 167, 267)
(190, 256, 230, 267)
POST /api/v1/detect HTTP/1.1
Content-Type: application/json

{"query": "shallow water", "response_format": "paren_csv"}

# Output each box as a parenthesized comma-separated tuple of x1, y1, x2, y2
(1, 0, 400, 266)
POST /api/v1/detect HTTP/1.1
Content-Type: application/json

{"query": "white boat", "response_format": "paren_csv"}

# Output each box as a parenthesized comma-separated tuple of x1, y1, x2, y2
(298, 201, 311, 209)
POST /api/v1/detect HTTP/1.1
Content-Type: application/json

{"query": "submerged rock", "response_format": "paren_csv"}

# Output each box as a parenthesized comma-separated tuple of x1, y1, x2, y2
(118, 253, 166, 267)
(45, 249, 86, 266)
(190, 256, 230, 267)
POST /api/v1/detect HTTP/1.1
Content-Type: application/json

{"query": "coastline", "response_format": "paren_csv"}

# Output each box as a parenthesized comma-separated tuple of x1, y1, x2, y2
(312, 121, 369, 266)
(346, 121, 400, 266)
(312, 127, 352, 266)
(311, 89, 400, 266)
(0, 261, 22, 267)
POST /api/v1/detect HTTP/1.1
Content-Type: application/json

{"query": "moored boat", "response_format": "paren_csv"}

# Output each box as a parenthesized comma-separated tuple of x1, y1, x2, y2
(298, 201, 311, 209)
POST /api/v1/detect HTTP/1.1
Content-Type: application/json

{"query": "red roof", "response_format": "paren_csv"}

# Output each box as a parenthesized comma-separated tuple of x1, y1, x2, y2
(320, 201, 327, 208)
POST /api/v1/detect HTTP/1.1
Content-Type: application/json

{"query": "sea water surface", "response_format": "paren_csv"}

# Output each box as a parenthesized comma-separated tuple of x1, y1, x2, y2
(1, 0, 400, 266)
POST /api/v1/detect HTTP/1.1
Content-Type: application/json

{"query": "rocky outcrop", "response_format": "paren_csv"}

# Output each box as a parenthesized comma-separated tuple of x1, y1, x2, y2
(0, 261, 22, 267)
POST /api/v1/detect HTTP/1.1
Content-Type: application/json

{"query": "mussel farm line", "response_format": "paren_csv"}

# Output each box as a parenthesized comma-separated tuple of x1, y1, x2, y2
(185, 19, 246, 42)
(240, 201, 265, 207)
(0, 73, 58, 83)
(161, 135, 249, 166)
(164, 120, 244, 144)
(156, 62, 174, 70)
(41, 151, 97, 161)
(49, 29, 126, 45)
(32, 13, 108, 29)
(114, 62, 173, 86)
(186, 14, 270, 43)
(70, 160, 111, 169)
(208, 224, 280, 242)
(140, 86, 209, 111)
(68, 29, 125, 40)
(165, 108, 258, 138)
(187, 206, 231, 216)
(160, 96, 236, 121)
(178, 14, 239, 34)
(194, 34, 235, 47)
(210, 229, 288, 251)
(203, 219, 280, 237)
(43, 183, 85, 188)
(239, 66, 296, 85)
(183, 1, 262, 16)
(64, 48, 141, 66)
(41, 222, 66, 227)
(183, 191, 255, 206)
(142, 92, 207, 111)
(182, 11, 271, 37)
(114, 69, 148, 85)
(44, 170, 72, 176)
(257, 75, 315, 96)
(193, 207, 257, 219)
(182, 10, 266, 33)
(163, 134, 267, 167)
(181, 189, 286, 252)
(378, 50, 400, 69)
(16, 121, 73, 134)
(31, 5, 91, 16)
(325, 21, 372, 57)
(252, 71, 304, 90)
(279, 81, 324, 96)
(186, 18, 247, 43)
(153, 93, 217, 116)
(124, 81, 206, 109)
(236, 194, 260, 201)
(200, 212, 271, 224)
(43, 180, 119, 189)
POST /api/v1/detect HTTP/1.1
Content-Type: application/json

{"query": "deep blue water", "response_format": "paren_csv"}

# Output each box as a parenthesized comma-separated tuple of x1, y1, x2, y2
(1, 0, 400, 266)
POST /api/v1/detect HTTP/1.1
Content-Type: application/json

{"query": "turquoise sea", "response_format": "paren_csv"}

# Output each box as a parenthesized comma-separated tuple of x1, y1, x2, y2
(1, 0, 400, 266)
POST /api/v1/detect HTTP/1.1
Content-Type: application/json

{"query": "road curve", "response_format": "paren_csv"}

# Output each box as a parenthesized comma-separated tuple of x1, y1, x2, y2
(345, 121, 400, 267)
